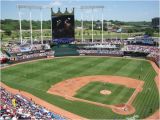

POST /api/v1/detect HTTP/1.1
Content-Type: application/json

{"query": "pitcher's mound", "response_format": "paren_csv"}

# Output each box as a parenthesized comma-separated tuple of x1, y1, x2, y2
(100, 90, 112, 95)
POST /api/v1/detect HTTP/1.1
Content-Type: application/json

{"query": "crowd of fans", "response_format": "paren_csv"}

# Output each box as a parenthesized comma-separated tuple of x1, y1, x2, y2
(0, 50, 9, 64)
(1, 43, 54, 62)
(147, 52, 160, 67)
(78, 40, 125, 56)
(123, 45, 159, 53)
(10, 51, 54, 61)
(78, 49, 123, 56)
(122, 45, 159, 66)
(80, 39, 126, 45)
(32, 44, 45, 51)
(103, 39, 126, 45)
(0, 87, 66, 120)
(1, 39, 159, 67)
(83, 44, 117, 49)
(78, 44, 160, 63)
(7, 44, 50, 54)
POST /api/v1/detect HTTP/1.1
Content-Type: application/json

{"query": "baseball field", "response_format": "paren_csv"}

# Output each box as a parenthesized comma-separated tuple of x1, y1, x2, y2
(74, 81, 135, 105)
(1, 57, 159, 119)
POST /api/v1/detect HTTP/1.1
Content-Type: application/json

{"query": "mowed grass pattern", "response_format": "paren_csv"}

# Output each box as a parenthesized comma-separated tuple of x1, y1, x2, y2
(74, 82, 135, 105)
(1, 57, 159, 119)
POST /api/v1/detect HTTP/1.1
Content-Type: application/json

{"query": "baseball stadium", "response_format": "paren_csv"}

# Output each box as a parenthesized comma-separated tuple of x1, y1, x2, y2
(0, 0, 160, 120)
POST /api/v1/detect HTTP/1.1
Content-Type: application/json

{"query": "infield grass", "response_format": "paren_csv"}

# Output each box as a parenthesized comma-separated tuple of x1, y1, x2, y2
(74, 82, 135, 105)
(1, 57, 159, 119)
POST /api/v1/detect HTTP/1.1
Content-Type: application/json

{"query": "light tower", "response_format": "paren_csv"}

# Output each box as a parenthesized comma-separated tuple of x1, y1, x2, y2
(17, 4, 50, 45)
(80, 6, 104, 43)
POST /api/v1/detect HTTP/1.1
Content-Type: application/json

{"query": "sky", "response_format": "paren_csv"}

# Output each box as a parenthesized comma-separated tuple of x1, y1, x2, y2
(1, 0, 159, 21)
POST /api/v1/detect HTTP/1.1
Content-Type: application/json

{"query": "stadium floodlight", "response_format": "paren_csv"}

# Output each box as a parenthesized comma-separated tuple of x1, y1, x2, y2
(80, 6, 104, 9)
(80, 6, 104, 43)
(17, 4, 49, 45)
(17, 4, 44, 9)
(17, 4, 53, 9)
(17, 2, 70, 45)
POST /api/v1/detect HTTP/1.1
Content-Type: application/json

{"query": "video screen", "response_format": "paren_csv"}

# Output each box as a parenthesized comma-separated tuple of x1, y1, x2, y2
(52, 15, 75, 39)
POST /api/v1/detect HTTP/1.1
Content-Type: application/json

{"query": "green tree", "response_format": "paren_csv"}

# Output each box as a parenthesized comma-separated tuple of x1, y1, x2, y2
(145, 28, 154, 36)
(95, 31, 97, 35)
(12, 35, 15, 40)
(4, 29, 12, 36)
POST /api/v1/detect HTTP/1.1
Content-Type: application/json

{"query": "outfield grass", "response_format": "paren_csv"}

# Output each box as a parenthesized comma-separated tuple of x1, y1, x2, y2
(74, 82, 135, 105)
(1, 57, 159, 119)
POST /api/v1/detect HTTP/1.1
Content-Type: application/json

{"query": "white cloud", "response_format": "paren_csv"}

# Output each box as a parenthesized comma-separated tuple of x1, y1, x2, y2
(47, 0, 62, 8)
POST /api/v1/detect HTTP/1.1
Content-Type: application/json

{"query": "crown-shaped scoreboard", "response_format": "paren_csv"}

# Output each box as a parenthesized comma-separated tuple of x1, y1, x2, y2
(51, 8, 75, 44)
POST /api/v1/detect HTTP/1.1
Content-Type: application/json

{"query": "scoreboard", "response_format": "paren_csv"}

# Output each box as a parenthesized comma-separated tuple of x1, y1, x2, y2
(51, 8, 75, 43)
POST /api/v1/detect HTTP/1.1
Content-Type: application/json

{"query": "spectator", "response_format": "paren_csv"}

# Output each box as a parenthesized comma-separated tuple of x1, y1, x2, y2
(0, 87, 66, 120)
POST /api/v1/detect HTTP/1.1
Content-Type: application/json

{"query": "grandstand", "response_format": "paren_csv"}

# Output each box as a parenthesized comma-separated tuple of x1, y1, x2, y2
(1, 36, 159, 65)
(0, 87, 66, 119)
(0, 50, 9, 64)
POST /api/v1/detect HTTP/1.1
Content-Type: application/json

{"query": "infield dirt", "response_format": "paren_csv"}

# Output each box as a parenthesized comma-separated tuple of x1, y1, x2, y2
(48, 75, 144, 115)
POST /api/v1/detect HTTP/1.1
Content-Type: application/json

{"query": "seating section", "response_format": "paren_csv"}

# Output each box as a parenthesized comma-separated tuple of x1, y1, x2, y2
(123, 45, 159, 53)
(147, 53, 160, 67)
(0, 87, 66, 120)
(78, 50, 123, 56)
